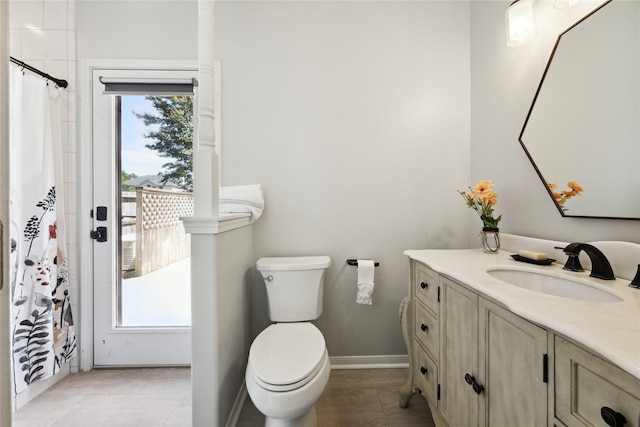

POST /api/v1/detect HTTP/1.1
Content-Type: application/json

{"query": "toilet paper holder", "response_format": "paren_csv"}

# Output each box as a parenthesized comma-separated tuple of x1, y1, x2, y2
(346, 259, 380, 267)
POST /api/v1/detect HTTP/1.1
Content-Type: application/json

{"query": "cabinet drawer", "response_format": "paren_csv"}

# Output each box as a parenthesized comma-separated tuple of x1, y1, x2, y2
(414, 339, 438, 406)
(415, 263, 439, 315)
(555, 336, 640, 427)
(415, 300, 439, 358)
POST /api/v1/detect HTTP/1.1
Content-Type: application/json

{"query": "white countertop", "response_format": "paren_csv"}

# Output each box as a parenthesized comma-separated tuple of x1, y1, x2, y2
(404, 247, 640, 380)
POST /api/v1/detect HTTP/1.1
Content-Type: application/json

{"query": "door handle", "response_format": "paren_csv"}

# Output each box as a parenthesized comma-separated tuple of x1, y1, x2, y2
(90, 226, 107, 242)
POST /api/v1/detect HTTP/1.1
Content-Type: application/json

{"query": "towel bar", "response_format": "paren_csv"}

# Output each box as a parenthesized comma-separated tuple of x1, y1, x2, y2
(347, 259, 380, 267)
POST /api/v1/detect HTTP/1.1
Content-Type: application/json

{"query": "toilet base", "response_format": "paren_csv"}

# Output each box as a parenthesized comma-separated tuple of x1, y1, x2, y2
(265, 406, 317, 427)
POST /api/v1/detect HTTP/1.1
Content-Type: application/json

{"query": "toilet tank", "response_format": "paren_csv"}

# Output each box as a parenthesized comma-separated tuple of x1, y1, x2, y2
(257, 256, 331, 322)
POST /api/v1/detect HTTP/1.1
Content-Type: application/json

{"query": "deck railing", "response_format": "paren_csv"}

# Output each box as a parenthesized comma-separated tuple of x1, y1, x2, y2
(122, 187, 193, 277)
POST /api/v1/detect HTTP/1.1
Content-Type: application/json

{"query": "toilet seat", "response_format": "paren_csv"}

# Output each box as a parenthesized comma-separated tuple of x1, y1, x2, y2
(249, 323, 327, 392)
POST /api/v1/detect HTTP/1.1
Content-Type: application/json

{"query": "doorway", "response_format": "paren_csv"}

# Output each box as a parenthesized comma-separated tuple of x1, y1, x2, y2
(91, 68, 196, 366)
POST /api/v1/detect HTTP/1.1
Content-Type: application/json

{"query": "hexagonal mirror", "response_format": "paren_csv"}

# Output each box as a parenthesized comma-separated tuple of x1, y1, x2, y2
(519, 0, 640, 219)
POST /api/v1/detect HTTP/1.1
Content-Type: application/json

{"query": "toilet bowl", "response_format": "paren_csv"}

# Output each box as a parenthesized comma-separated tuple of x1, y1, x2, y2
(246, 256, 331, 427)
(246, 323, 330, 427)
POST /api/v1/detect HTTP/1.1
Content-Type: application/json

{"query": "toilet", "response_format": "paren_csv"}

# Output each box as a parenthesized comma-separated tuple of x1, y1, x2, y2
(246, 256, 331, 427)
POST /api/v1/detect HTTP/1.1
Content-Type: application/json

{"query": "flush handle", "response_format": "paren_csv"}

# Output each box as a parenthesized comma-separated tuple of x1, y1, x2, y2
(264, 275, 273, 282)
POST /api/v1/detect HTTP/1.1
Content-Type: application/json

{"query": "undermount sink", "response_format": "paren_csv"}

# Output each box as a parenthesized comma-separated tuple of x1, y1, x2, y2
(486, 268, 622, 303)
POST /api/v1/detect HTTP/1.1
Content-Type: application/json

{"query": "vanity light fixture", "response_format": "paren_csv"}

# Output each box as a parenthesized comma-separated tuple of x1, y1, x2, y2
(506, 0, 538, 47)
(553, 0, 579, 8)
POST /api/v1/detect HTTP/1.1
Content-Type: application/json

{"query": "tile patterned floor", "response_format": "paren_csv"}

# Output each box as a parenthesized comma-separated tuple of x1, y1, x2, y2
(12, 368, 191, 427)
(13, 367, 433, 427)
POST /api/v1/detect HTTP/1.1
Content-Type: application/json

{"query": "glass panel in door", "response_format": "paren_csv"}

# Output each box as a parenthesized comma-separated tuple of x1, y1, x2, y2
(118, 95, 192, 327)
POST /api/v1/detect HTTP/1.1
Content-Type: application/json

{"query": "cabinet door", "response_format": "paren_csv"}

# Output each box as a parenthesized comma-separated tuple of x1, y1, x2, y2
(555, 336, 640, 427)
(441, 277, 479, 427)
(479, 298, 548, 427)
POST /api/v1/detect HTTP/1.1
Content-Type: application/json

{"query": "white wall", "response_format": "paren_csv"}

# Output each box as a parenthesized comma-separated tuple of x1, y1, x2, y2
(76, 1, 197, 60)
(470, 0, 640, 246)
(215, 0, 472, 357)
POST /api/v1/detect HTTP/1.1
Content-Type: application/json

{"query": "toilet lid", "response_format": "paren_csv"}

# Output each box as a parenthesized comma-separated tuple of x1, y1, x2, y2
(249, 323, 326, 391)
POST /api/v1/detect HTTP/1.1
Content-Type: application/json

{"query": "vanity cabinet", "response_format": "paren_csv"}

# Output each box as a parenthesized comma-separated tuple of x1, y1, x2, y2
(554, 336, 640, 427)
(400, 262, 440, 409)
(440, 276, 548, 427)
(401, 259, 547, 427)
(402, 248, 640, 427)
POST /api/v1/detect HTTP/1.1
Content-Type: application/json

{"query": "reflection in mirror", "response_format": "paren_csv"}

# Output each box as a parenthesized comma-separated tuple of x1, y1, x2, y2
(519, 0, 640, 220)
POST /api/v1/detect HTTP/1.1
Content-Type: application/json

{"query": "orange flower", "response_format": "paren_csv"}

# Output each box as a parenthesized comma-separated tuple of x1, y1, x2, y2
(458, 179, 501, 229)
(473, 180, 494, 195)
(480, 191, 498, 206)
(567, 181, 583, 193)
(547, 181, 583, 210)
(553, 192, 564, 204)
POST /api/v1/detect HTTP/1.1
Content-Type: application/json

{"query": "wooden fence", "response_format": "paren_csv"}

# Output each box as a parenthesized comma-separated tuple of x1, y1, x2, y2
(123, 188, 193, 277)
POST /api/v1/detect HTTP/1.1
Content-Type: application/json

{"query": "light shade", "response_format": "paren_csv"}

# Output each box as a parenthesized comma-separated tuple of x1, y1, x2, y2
(505, 0, 537, 47)
(553, 0, 579, 8)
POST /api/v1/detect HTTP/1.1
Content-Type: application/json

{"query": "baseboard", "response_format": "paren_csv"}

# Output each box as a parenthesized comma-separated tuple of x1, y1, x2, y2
(225, 381, 248, 427)
(329, 354, 409, 370)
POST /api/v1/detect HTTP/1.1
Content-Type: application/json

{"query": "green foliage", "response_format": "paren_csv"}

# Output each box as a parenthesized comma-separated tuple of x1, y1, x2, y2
(121, 170, 138, 191)
(134, 96, 193, 191)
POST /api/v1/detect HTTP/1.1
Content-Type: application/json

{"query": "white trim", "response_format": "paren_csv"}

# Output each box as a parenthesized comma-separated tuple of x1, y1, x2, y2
(182, 214, 253, 235)
(329, 354, 409, 370)
(78, 59, 200, 372)
(225, 382, 249, 427)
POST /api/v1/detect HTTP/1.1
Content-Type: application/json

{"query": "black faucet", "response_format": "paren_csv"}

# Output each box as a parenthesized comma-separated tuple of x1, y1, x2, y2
(556, 243, 615, 280)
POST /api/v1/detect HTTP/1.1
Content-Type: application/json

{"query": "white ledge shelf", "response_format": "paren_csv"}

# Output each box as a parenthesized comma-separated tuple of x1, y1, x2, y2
(181, 213, 253, 235)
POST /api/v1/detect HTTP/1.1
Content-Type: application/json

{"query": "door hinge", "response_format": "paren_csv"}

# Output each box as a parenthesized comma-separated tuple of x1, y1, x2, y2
(437, 286, 441, 302)
(437, 384, 441, 400)
(543, 353, 548, 383)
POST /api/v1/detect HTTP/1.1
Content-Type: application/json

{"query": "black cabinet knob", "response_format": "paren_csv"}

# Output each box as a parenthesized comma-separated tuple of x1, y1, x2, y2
(472, 381, 485, 395)
(601, 407, 626, 426)
(464, 373, 484, 394)
(420, 366, 427, 375)
(420, 323, 428, 332)
(464, 373, 474, 385)
(420, 281, 428, 289)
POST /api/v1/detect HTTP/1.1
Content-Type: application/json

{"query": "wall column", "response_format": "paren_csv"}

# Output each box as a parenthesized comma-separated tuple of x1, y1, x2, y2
(0, 0, 11, 423)
(194, 0, 219, 218)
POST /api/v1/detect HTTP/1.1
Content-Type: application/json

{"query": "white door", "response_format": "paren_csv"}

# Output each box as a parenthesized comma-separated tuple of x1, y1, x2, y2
(91, 68, 196, 366)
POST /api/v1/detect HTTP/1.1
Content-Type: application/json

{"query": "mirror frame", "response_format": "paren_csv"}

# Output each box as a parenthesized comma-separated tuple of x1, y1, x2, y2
(518, 0, 639, 221)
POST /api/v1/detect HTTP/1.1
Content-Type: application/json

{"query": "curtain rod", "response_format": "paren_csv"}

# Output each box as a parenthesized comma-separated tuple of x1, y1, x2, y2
(9, 57, 68, 89)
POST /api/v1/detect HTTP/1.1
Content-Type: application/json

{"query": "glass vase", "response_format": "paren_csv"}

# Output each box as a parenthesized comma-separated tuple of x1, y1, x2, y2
(480, 227, 500, 253)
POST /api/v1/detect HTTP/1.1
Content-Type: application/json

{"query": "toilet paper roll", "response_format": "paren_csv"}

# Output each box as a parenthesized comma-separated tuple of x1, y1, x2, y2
(356, 259, 375, 305)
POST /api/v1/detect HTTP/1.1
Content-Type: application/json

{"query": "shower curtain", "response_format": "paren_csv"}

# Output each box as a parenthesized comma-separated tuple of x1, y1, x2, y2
(9, 65, 76, 395)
